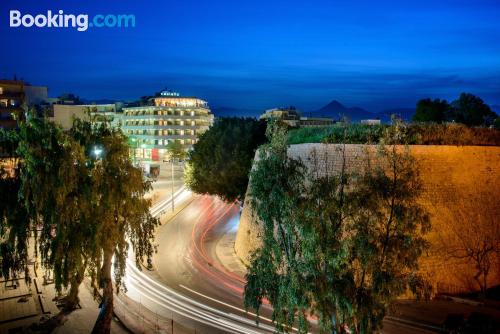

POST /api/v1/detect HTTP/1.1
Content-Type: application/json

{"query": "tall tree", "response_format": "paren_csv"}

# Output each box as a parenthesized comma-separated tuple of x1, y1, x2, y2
(413, 98, 449, 123)
(17, 115, 91, 311)
(185, 117, 267, 202)
(10, 115, 159, 333)
(0, 129, 29, 284)
(450, 93, 498, 126)
(70, 119, 159, 334)
(244, 122, 430, 333)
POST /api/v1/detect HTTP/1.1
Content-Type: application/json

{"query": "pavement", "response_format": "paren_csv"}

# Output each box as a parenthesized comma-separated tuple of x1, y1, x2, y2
(0, 261, 129, 334)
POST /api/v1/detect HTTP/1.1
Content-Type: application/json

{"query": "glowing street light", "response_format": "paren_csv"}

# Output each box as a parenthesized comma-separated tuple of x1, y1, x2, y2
(93, 146, 103, 159)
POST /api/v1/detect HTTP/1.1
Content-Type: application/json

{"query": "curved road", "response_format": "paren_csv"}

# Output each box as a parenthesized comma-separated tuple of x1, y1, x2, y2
(123, 190, 438, 334)
(124, 190, 278, 333)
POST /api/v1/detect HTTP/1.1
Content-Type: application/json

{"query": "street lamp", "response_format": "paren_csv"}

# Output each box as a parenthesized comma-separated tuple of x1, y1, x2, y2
(93, 146, 103, 160)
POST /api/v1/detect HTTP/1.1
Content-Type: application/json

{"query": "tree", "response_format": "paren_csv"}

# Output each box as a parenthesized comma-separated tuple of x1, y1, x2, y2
(435, 190, 500, 299)
(70, 119, 159, 334)
(244, 122, 430, 333)
(185, 117, 267, 202)
(494, 117, 500, 130)
(16, 115, 91, 312)
(450, 93, 498, 126)
(0, 129, 29, 285)
(8, 115, 159, 333)
(413, 98, 449, 123)
(166, 140, 187, 161)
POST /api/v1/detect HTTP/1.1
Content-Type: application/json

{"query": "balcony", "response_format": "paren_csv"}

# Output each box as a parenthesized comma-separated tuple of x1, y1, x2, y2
(128, 134, 198, 140)
(122, 124, 209, 130)
(122, 114, 212, 121)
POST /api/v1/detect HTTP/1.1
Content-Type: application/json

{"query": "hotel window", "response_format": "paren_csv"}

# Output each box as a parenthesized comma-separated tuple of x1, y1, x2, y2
(191, 111, 195, 116)
(0, 87, 3, 94)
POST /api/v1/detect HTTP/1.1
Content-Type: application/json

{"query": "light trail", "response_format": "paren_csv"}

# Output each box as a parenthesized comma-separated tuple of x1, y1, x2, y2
(123, 189, 276, 333)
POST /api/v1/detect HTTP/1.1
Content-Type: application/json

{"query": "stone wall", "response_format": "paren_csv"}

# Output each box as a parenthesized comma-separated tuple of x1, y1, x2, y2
(235, 144, 500, 293)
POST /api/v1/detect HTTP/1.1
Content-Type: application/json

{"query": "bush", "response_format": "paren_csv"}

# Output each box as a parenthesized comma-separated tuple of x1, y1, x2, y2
(287, 123, 500, 146)
(288, 124, 386, 144)
(405, 123, 500, 146)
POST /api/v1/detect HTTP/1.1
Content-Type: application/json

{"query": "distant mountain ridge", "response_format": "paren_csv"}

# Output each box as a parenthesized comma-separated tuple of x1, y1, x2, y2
(310, 100, 371, 122)
(310, 100, 415, 122)
(211, 101, 416, 123)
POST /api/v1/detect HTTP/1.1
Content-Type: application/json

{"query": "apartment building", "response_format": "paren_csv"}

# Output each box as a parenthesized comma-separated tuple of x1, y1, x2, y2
(0, 80, 48, 129)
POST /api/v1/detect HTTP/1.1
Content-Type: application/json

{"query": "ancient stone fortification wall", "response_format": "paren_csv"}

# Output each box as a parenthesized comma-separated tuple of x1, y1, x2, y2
(235, 144, 500, 293)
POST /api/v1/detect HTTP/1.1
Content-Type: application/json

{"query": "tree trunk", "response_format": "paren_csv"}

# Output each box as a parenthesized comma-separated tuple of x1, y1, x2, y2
(91, 248, 114, 334)
(65, 264, 86, 311)
(65, 280, 81, 311)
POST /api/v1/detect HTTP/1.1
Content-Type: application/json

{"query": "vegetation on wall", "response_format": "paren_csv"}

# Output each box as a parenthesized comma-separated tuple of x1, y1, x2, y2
(244, 122, 431, 333)
(434, 189, 500, 299)
(288, 123, 500, 146)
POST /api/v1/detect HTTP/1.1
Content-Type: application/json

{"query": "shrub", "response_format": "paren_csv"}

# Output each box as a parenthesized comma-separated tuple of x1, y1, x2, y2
(288, 124, 386, 144)
(287, 123, 500, 146)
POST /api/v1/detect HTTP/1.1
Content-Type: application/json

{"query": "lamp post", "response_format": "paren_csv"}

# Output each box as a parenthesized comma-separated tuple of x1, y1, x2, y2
(93, 146, 103, 160)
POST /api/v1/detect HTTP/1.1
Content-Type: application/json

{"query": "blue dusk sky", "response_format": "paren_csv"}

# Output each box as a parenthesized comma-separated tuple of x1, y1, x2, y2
(1, 0, 500, 112)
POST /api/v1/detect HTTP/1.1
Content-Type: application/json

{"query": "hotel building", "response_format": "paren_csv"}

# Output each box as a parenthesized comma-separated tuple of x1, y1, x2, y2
(121, 91, 213, 164)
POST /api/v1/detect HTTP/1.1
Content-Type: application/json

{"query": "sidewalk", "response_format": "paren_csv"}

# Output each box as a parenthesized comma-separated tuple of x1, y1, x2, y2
(0, 263, 128, 334)
(214, 216, 247, 279)
(52, 281, 129, 334)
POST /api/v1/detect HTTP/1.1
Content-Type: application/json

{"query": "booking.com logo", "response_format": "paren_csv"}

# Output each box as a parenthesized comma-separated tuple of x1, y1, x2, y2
(9, 10, 135, 32)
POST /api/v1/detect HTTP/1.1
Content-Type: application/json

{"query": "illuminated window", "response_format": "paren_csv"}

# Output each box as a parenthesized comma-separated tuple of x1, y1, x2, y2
(0, 87, 3, 94)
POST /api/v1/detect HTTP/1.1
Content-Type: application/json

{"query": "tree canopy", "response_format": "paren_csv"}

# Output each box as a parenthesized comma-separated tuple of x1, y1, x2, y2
(451, 93, 497, 126)
(244, 122, 431, 333)
(0, 115, 159, 334)
(413, 93, 498, 126)
(166, 140, 187, 161)
(413, 98, 450, 123)
(185, 117, 267, 202)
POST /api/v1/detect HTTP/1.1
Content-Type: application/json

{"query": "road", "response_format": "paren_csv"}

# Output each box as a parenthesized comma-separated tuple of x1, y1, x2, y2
(123, 191, 442, 334)
(124, 191, 278, 333)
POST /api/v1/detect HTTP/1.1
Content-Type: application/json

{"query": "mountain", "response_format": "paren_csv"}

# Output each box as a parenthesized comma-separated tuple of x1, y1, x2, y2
(376, 108, 415, 122)
(310, 100, 375, 122)
(211, 106, 260, 118)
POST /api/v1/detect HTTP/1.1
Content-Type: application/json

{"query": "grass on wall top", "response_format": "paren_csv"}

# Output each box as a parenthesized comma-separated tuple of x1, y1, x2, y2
(287, 123, 500, 146)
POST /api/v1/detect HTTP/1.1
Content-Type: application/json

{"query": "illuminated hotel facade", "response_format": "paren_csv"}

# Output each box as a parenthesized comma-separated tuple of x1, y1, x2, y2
(121, 91, 213, 163)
